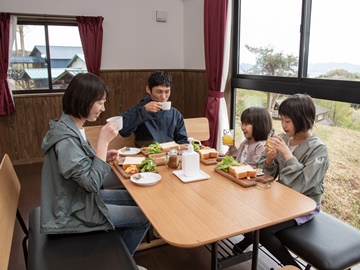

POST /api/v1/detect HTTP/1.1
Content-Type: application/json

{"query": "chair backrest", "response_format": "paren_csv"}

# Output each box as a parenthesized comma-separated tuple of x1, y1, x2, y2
(0, 154, 21, 270)
(184, 117, 210, 142)
(84, 125, 135, 151)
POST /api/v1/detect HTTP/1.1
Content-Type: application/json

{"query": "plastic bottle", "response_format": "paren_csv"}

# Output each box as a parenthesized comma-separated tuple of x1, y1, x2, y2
(182, 138, 200, 177)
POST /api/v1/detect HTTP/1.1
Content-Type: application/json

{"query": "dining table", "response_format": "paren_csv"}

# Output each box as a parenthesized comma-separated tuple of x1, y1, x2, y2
(111, 157, 316, 270)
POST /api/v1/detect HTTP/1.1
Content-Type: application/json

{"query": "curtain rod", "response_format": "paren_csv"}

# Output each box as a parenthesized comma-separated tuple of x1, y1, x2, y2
(10, 12, 78, 23)
(10, 12, 77, 19)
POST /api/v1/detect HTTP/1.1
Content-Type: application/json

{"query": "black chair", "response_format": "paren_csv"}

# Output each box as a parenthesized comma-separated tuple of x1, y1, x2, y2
(27, 207, 138, 270)
(276, 211, 360, 270)
(0, 154, 138, 270)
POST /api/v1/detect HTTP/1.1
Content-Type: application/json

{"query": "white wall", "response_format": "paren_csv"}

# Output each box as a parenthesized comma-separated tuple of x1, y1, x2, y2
(2, 0, 205, 70)
(183, 0, 205, 69)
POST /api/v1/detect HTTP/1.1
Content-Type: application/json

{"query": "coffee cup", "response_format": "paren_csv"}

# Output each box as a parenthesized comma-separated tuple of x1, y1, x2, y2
(162, 101, 171, 110)
(106, 116, 123, 131)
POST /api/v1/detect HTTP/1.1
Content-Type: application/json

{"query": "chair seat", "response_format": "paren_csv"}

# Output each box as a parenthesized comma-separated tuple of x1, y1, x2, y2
(276, 212, 360, 270)
(27, 207, 138, 270)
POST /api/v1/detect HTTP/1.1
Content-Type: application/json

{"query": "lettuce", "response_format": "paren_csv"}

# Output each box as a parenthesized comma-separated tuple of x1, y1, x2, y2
(216, 156, 239, 172)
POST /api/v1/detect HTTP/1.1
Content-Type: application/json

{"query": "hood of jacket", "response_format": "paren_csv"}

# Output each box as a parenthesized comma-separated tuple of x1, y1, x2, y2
(42, 113, 86, 155)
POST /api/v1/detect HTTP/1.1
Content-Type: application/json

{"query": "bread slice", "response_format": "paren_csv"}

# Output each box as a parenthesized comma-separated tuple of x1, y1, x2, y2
(160, 141, 180, 152)
(122, 157, 145, 169)
(229, 165, 257, 179)
(198, 148, 219, 159)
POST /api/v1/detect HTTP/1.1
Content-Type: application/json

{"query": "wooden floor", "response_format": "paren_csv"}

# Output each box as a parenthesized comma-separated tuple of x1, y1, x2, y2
(9, 162, 359, 270)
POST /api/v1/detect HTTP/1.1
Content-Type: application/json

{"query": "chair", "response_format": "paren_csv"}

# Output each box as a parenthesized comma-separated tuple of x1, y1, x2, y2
(0, 154, 139, 270)
(276, 211, 360, 270)
(184, 117, 210, 142)
(0, 154, 21, 269)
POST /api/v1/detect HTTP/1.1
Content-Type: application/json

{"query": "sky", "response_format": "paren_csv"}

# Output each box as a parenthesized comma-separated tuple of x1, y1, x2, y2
(239, 0, 360, 65)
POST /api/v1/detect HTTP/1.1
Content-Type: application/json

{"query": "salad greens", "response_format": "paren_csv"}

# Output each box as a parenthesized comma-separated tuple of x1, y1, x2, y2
(146, 142, 162, 154)
(216, 156, 239, 172)
(192, 141, 201, 152)
(138, 157, 156, 172)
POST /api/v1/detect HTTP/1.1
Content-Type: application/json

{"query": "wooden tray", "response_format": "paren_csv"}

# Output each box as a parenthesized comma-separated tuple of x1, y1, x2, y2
(140, 150, 167, 158)
(114, 156, 166, 179)
(113, 164, 134, 179)
(214, 168, 274, 188)
(140, 144, 188, 157)
(113, 165, 159, 179)
(200, 157, 224, 165)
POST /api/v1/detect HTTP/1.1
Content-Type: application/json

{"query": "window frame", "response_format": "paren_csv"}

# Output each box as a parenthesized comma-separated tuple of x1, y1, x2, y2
(10, 15, 80, 95)
(230, 0, 360, 124)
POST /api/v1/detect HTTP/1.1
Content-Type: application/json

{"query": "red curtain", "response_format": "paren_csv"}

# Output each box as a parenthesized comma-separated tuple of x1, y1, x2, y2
(0, 13, 15, 115)
(203, 0, 228, 148)
(76, 16, 104, 76)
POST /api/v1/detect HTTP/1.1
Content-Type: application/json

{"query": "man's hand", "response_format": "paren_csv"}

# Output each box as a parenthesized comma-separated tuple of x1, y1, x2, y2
(144, 101, 162, 113)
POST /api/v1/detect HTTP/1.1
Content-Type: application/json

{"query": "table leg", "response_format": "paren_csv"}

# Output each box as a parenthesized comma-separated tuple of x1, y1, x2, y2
(211, 242, 218, 270)
(251, 230, 259, 270)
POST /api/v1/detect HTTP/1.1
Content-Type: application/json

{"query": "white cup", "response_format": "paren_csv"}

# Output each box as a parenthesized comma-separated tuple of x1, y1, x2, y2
(106, 116, 123, 131)
(162, 101, 171, 110)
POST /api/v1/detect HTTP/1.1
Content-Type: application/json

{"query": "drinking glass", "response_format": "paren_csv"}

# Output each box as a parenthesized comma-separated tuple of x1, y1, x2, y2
(266, 129, 275, 150)
(223, 129, 234, 146)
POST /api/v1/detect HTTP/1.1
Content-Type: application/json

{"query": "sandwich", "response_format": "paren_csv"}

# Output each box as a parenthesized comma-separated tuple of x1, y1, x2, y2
(198, 148, 219, 159)
(122, 157, 145, 169)
(159, 141, 180, 152)
(229, 165, 257, 179)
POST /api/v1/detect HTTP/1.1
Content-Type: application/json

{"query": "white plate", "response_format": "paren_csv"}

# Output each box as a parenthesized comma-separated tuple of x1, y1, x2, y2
(173, 169, 210, 183)
(118, 147, 141, 156)
(130, 173, 161, 186)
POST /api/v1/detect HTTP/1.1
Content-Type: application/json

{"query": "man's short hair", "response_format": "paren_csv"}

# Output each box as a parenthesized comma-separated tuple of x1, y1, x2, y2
(148, 71, 173, 91)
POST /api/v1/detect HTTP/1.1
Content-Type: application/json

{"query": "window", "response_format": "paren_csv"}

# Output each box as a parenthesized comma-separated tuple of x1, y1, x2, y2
(309, 0, 360, 79)
(232, 0, 360, 106)
(9, 17, 87, 93)
(232, 1, 360, 229)
(239, 0, 301, 77)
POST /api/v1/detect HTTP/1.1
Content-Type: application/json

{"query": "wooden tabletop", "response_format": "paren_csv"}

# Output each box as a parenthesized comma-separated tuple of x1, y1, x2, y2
(111, 161, 316, 248)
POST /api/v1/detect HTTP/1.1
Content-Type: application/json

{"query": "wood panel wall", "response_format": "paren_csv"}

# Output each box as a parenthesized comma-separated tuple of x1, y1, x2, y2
(0, 70, 208, 165)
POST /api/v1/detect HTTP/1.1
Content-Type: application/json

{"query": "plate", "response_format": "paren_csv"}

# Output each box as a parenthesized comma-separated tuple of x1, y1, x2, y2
(130, 172, 161, 186)
(173, 169, 210, 183)
(118, 147, 141, 156)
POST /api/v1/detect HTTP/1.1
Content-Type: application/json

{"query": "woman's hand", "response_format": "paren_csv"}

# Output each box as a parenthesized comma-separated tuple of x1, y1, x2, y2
(96, 122, 119, 162)
(98, 122, 119, 145)
(106, 149, 119, 162)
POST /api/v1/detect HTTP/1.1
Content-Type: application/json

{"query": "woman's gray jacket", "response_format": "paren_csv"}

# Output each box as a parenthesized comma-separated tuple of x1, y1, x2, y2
(40, 113, 114, 234)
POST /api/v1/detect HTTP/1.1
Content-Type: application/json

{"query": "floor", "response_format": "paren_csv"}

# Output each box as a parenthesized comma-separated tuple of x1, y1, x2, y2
(8, 162, 359, 270)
